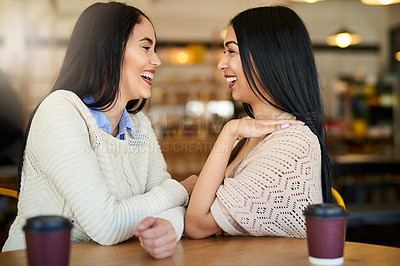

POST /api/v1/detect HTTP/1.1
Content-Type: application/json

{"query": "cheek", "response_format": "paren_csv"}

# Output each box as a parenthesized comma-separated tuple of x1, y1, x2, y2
(231, 59, 244, 76)
(123, 50, 142, 73)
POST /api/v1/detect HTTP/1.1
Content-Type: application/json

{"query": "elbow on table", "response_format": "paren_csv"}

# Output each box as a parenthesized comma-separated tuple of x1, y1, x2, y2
(184, 214, 216, 239)
(94, 238, 119, 246)
(91, 233, 126, 246)
(184, 222, 207, 239)
(183, 228, 202, 240)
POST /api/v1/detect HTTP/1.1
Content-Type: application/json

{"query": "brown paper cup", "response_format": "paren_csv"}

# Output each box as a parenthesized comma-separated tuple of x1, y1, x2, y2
(303, 204, 348, 265)
(23, 215, 73, 266)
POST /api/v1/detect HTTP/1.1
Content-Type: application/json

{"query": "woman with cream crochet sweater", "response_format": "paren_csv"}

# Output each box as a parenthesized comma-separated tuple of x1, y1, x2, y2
(185, 6, 334, 239)
(3, 2, 196, 259)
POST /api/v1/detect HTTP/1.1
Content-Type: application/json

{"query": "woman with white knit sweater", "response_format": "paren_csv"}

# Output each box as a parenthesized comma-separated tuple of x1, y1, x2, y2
(185, 6, 334, 239)
(2, 2, 196, 259)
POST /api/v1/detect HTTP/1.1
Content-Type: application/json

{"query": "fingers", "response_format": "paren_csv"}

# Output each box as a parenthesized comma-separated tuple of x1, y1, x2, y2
(243, 119, 302, 138)
(257, 119, 305, 126)
(226, 118, 305, 142)
(138, 219, 177, 241)
(139, 235, 176, 259)
(135, 216, 157, 235)
(280, 123, 289, 129)
(136, 218, 178, 259)
(263, 120, 302, 131)
(141, 240, 176, 259)
(256, 119, 304, 131)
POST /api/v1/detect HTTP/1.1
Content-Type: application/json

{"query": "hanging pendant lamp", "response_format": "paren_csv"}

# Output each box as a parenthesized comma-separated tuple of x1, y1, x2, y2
(326, 29, 362, 48)
(326, 0, 362, 48)
(361, 0, 400, 5)
(290, 0, 325, 3)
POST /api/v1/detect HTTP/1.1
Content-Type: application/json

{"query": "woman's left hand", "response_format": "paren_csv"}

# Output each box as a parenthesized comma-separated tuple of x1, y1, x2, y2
(134, 217, 177, 259)
(225, 118, 304, 140)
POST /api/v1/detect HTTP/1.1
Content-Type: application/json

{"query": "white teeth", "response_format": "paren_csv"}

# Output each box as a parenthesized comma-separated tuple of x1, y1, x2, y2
(141, 72, 153, 81)
(226, 77, 237, 83)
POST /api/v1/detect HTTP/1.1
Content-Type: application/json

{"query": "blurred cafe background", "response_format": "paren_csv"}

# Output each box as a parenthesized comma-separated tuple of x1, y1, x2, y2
(0, 0, 399, 248)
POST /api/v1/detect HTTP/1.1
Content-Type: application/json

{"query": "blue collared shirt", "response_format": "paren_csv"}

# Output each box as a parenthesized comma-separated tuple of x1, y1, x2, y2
(83, 95, 133, 140)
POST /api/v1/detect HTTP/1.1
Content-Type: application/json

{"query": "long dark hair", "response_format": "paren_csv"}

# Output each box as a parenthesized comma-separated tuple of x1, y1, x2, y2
(17, 2, 151, 189)
(231, 6, 333, 203)
(53, 1, 150, 111)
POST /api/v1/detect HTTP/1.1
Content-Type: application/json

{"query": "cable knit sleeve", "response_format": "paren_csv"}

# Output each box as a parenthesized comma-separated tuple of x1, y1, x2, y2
(210, 126, 323, 238)
(134, 112, 188, 239)
(28, 91, 187, 245)
(137, 112, 188, 198)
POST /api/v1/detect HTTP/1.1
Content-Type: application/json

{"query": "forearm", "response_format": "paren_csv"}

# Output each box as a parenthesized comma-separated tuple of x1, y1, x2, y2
(185, 123, 237, 238)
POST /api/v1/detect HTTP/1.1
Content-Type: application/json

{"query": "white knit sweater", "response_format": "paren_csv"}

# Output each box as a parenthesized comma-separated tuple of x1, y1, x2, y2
(210, 113, 323, 238)
(2, 90, 188, 251)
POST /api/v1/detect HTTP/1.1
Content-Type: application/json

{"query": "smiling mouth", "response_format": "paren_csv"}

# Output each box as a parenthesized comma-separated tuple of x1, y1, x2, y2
(225, 76, 237, 88)
(141, 72, 154, 85)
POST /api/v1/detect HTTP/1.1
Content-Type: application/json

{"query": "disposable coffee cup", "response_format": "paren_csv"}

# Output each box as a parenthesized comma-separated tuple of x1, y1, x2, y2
(303, 204, 348, 265)
(23, 215, 73, 266)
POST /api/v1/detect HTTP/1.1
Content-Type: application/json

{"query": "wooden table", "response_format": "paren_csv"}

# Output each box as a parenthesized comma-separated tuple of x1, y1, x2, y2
(1, 236, 399, 265)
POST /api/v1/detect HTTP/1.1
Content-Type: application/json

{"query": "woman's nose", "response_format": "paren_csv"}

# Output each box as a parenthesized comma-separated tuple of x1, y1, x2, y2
(217, 55, 228, 71)
(151, 53, 162, 67)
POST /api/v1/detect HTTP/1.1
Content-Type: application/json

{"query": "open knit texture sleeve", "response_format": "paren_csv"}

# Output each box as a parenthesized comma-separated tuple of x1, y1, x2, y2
(210, 125, 323, 238)
(11, 91, 188, 247)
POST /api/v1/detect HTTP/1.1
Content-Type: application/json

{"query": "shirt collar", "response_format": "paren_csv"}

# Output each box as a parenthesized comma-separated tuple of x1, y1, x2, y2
(83, 95, 134, 139)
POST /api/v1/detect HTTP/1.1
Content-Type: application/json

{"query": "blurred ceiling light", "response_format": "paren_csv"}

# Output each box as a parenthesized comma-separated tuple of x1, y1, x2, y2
(168, 47, 191, 65)
(361, 0, 400, 5)
(326, 0, 361, 48)
(176, 51, 189, 64)
(326, 29, 362, 48)
(207, 101, 234, 117)
(188, 44, 206, 63)
(186, 101, 205, 116)
(395, 51, 400, 62)
(290, 0, 324, 3)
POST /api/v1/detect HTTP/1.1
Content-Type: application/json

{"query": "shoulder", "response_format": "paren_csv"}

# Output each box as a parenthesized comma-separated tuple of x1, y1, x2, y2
(259, 125, 320, 155)
(33, 90, 94, 129)
(271, 125, 318, 143)
(42, 90, 81, 103)
(38, 90, 87, 113)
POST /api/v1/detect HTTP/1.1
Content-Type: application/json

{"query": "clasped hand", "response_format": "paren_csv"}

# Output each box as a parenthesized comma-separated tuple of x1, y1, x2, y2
(134, 217, 177, 259)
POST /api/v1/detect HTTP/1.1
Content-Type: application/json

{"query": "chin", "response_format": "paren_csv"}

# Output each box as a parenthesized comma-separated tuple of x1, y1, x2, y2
(231, 93, 241, 102)
(139, 89, 152, 99)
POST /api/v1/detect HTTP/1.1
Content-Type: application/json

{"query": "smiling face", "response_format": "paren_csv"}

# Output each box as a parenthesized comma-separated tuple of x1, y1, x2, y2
(119, 17, 161, 104)
(218, 26, 258, 105)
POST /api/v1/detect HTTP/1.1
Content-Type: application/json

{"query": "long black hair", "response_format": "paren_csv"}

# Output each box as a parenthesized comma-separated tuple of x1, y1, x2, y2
(230, 6, 333, 203)
(53, 1, 150, 111)
(17, 2, 152, 189)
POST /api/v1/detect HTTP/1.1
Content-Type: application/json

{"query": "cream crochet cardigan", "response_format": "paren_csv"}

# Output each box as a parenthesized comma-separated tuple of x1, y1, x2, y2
(211, 114, 323, 238)
(3, 90, 188, 251)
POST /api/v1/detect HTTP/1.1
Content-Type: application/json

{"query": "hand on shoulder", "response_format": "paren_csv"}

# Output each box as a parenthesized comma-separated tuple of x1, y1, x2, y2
(224, 117, 304, 140)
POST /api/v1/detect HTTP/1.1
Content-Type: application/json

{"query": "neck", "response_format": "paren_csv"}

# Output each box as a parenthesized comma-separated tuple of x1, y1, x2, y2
(102, 100, 125, 137)
(251, 101, 284, 120)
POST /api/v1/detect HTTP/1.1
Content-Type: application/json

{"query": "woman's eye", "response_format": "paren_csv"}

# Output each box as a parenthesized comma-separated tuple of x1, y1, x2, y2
(227, 49, 236, 54)
(143, 46, 151, 51)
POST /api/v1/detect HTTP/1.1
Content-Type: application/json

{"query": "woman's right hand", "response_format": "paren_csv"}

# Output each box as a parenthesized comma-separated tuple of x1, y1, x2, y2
(134, 217, 177, 259)
(224, 117, 304, 140)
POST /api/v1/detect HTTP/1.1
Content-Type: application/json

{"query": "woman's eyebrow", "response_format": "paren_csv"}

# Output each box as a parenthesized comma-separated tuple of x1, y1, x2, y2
(224, 41, 238, 47)
(139, 37, 154, 44)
